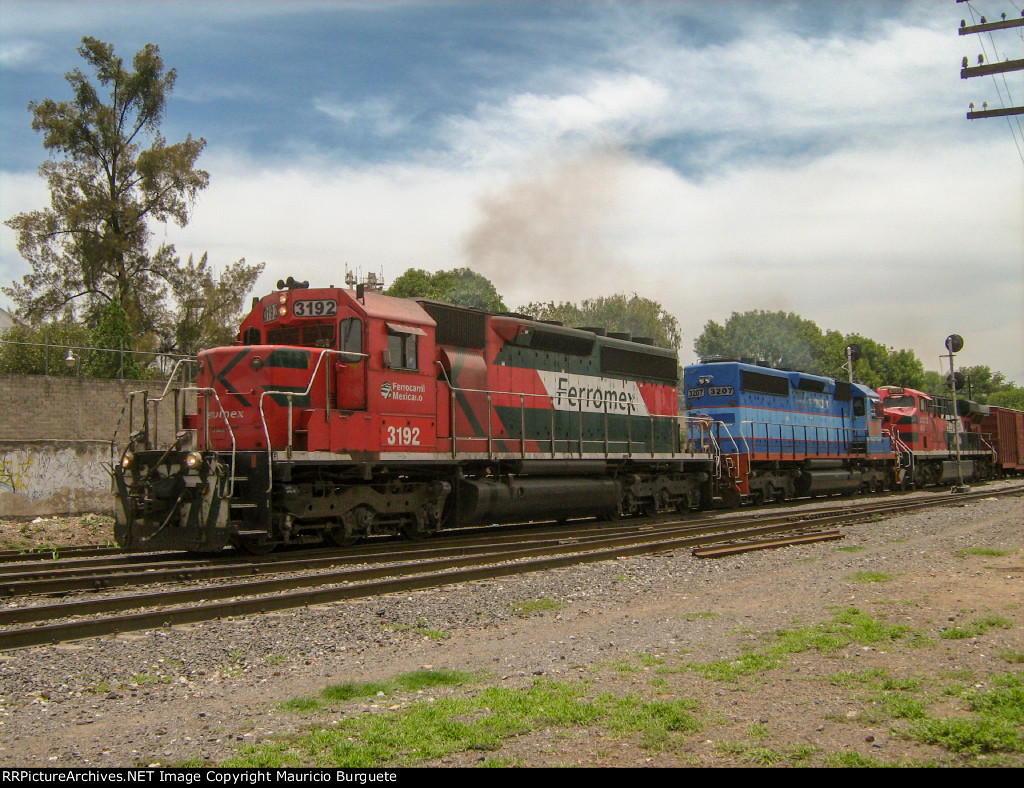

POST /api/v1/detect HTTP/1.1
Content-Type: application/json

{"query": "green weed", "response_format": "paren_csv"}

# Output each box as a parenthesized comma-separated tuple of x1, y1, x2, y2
(510, 598, 564, 616)
(954, 547, 1015, 558)
(940, 615, 1012, 640)
(903, 673, 1024, 755)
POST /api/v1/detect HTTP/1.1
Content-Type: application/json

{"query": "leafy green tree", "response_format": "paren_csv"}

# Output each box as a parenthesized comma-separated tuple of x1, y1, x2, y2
(166, 253, 265, 355)
(694, 310, 825, 372)
(3, 37, 209, 335)
(922, 364, 1024, 409)
(85, 299, 143, 378)
(821, 331, 924, 389)
(0, 319, 91, 376)
(386, 268, 506, 312)
(518, 293, 682, 351)
(987, 387, 1024, 410)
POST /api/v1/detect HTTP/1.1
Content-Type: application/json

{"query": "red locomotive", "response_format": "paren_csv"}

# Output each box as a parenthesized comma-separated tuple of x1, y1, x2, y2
(875, 386, 996, 485)
(114, 278, 714, 552)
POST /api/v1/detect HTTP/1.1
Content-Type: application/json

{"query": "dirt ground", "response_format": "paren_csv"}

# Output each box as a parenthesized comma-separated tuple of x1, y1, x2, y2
(1, 490, 1022, 768)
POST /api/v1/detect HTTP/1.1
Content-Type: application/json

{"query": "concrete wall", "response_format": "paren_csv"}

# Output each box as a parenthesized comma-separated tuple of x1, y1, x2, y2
(0, 375, 197, 515)
(0, 440, 113, 516)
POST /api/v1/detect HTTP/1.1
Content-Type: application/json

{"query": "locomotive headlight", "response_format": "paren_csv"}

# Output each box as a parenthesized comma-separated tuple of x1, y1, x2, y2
(184, 451, 204, 470)
(278, 293, 288, 305)
(120, 452, 134, 470)
(278, 306, 288, 317)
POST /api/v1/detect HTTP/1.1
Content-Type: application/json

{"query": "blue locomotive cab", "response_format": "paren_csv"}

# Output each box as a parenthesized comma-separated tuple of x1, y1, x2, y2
(684, 360, 894, 502)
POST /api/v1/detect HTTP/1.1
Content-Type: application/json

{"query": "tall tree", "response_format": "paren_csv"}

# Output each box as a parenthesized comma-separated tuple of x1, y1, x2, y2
(519, 294, 682, 351)
(694, 310, 825, 372)
(3, 37, 209, 335)
(386, 268, 507, 312)
(821, 331, 924, 389)
(166, 253, 265, 355)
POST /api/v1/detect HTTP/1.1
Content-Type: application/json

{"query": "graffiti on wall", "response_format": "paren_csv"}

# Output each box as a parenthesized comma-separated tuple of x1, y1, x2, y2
(0, 455, 34, 494)
(0, 445, 110, 502)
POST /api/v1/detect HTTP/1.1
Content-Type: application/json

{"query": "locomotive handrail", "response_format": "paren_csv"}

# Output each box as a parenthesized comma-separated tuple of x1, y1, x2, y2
(885, 427, 914, 483)
(191, 386, 240, 499)
(437, 377, 706, 461)
(738, 420, 871, 459)
(122, 358, 243, 499)
(119, 358, 199, 452)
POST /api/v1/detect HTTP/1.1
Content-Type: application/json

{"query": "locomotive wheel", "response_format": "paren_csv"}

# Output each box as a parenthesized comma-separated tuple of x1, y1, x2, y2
(326, 526, 362, 547)
(401, 504, 440, 541)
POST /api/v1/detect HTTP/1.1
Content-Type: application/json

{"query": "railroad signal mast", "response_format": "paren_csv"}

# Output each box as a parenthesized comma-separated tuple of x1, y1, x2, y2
(943, 333, 970, 494)
(957, 0, 1024, 120)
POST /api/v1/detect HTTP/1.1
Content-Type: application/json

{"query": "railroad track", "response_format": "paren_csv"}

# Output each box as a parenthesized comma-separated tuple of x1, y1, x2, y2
(0, 484, 1019, 651)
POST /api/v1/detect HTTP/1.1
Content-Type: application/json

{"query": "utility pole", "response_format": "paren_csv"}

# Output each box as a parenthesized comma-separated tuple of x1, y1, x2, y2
(958, 1, 1024, 119)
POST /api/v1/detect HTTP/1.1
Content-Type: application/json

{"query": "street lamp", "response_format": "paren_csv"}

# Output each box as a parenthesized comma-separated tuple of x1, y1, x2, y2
(64, 348, 77, 368)
(943, 334, 969, 493)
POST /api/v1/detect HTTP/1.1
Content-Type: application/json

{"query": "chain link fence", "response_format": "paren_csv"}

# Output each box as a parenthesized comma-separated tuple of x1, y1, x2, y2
(0, 337, 197, 382)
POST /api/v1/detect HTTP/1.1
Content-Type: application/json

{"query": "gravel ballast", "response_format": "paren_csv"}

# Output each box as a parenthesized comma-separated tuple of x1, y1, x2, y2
(0, 485, 1022, 767)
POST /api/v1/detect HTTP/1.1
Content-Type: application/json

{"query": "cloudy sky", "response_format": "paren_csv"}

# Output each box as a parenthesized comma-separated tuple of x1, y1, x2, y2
(1, 0, 1022, 381)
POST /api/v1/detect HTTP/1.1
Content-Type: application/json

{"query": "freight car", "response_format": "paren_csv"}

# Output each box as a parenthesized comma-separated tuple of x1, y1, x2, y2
(683, 359, 896, 505)
(113, 281, 716, 553)
(876, 386, 996, 485)
(969, 404, 1024, 477)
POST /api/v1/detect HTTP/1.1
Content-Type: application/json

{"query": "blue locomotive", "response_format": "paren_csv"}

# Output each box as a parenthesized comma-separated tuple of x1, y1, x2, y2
(683, 360, 895, 505)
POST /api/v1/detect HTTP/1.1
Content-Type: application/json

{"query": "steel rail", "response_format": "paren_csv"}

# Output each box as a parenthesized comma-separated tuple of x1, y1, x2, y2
(692, 530, 844, 558)
(1, 485, 1019, 649)
(2, 484, 1020, 597)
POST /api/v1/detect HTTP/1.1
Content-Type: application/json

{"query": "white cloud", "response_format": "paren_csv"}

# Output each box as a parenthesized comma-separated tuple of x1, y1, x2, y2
(313, 96, 411, 138)
(0, 40, 42, 68)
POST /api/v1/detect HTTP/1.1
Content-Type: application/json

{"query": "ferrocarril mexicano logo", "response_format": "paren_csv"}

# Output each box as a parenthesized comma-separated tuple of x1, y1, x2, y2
(536, 371, 650, 416)
(380, 381, 425, 402)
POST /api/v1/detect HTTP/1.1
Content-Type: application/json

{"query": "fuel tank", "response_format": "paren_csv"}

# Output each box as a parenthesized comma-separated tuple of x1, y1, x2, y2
(453, 477, 620, 526)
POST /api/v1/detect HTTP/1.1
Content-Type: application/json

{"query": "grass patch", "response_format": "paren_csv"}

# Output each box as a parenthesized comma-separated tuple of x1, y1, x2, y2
(686, 608, 917, 683)
(686, 651, 781, 682)
(846, 571, 894, 583)
(902, 673, 1024, 756)
(230, 678, 704, 767)
(939, 615, 1012, 640)
(834, 545, 867, 553)
(510, 598, 564, 616)
(715, 739, 817, 766)
(383, 618, 448, 640)
(954, 547, 1015, 558)
(998, 649, 1024, 664)
(280, 669, 475, 713)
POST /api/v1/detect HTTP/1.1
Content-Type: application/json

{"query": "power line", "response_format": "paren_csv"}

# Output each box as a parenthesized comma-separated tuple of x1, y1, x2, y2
(958, 1, 1024, 162)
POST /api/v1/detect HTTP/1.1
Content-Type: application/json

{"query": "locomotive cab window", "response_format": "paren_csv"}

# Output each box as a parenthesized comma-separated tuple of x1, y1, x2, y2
(242, 327, 261, 345)
(339, 318, 363, 356)
(385, 323, 424, 370)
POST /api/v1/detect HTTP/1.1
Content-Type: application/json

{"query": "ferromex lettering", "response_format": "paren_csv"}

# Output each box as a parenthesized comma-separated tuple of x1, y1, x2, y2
(536, 371, 650, 416)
